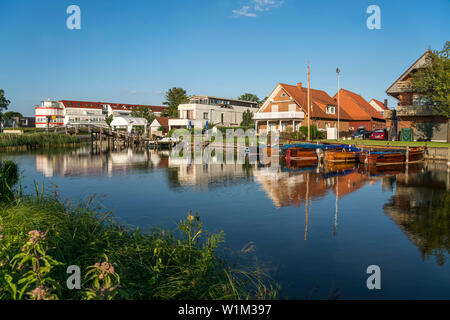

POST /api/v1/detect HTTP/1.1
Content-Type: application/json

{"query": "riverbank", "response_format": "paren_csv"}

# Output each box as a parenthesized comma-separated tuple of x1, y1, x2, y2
(0, 133, 81, 149)
(0, 161, 279, 300)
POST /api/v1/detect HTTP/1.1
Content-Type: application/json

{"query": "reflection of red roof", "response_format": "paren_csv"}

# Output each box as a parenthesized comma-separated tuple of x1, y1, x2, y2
(59, 100, 166, 113)
(280, 83, 352, 120)
(332, 89, 384, 121)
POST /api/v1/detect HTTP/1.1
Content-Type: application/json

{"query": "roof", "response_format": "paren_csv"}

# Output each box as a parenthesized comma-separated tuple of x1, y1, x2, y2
(278, 83, 352, 120)
(386, 50, 431, 96)
(110, 116, 148, 126)
(152, 117, 170, 127)
(333, 89, 384, 121)
(189, 95, 258, 105)
(369, 99, 389, 110)
(59, 100, 166, 112)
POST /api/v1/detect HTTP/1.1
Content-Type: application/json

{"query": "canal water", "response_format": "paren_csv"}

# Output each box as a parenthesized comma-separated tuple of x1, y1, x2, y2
(2, 146, 449, 299)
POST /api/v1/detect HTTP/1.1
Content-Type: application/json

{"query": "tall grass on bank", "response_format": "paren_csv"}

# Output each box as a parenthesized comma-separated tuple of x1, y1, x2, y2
(0, 133, 80, 149)
(0, 162, 279, 300)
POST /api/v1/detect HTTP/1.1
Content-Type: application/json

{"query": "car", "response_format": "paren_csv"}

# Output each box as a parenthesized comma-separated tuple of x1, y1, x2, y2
(352, 127, 372, 140)
(370, 128, 388, 140)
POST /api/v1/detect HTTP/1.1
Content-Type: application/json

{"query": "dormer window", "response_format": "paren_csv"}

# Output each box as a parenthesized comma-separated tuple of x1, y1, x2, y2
(326, 106, 336, 114)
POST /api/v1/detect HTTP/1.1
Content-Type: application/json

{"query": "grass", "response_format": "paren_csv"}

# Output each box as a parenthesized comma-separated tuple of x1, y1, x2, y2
(0, 161, 280, 300)
(319, 139, 450, 148)
(0, 132, 81, 149)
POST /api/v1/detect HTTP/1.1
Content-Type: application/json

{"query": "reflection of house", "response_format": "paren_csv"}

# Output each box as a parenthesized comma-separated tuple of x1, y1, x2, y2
(167, 156, 251, 188)
(383, 164, 449, 264)
(385, 50, 449, 142)
(35, 148, 168, 177)
(168, 95, 257, 130)
(332, 89, 385, 131)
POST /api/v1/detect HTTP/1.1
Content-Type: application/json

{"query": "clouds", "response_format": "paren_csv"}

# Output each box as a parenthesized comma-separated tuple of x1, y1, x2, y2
(232, 0, 283, 18)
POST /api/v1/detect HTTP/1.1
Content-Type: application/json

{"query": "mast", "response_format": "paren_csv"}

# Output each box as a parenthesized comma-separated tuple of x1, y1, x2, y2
(307, 64, 311, 141)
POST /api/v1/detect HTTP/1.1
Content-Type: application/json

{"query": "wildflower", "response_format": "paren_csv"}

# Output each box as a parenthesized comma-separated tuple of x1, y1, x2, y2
(0, 234, 3, 240)
(28, 230, 46, 244)
(29, 287, 48, 300)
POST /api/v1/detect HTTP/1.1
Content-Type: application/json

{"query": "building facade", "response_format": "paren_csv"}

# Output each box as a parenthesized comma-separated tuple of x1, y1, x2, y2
(168, 95, 257, 130)
(35, 99, 166, 128)
(385, 50, 449, 142)
(254, 83, 350, 134)
(333, 89, 385, 131)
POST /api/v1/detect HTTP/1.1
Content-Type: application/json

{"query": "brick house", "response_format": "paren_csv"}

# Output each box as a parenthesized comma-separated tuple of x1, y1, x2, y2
(385, 50, 449, 142)
(254, 82, 351, 134)
(332, 89, 385, 132)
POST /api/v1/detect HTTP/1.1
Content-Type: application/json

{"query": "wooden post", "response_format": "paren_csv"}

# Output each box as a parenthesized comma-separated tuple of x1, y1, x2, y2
(405, 146, 409, 164)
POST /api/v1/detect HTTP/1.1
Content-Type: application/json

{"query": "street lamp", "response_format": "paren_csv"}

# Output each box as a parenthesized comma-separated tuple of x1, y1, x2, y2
(336, 68, 340, 141)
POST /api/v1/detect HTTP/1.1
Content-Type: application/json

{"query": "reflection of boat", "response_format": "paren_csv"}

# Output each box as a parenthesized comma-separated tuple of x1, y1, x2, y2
(283, 159, 318, 171)
(358, 147, 425, 165)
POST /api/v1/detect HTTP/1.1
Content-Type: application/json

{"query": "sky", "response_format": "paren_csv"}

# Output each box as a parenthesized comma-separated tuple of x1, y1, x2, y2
(0, 0, 449, 116)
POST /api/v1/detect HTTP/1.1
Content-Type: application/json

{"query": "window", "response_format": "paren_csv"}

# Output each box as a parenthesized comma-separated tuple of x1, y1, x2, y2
(203, 112, 209, 119)
(326, 106, 336, 114)
(281, 92, 287, 97)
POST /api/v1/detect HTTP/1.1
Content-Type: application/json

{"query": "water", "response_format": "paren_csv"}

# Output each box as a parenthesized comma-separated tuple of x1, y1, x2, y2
(2, 146, 449, 299)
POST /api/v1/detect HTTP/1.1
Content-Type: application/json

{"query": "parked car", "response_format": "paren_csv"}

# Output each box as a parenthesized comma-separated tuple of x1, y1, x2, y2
(352, 127, 372, 140)
(370, 128, 388, 140)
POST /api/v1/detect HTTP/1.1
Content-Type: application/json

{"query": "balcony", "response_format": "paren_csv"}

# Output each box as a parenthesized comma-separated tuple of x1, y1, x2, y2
(396, 105, 437, 117)
(253, 111, 305, 120)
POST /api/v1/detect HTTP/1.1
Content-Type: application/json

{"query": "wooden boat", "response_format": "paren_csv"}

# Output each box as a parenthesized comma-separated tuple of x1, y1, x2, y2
(358, 147, 425, 165)
(324, 150, 359, 163)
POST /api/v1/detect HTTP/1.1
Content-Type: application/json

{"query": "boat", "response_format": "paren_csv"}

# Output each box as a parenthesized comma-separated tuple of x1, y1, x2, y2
(358, 146, 425, 165)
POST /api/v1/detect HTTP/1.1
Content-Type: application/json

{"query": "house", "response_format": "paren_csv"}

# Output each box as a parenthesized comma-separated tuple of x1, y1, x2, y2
(150, 117, 170, 135)
(168, 96, 256, 130)
(35, 99, 166, 128)
(369, 99, 389, 116)
(332, 89, 385, 131)
(385, 50, 449, 142)
(254, 82, 351, 134)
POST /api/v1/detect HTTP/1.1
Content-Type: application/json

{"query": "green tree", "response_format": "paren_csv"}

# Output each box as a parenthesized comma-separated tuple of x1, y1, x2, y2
(410, 41, 450, 117)
(105, 114, 114, 127)
(0, 89, 11, 121)
(131, 106, 156, 124)
(162, 87, 189, 118)
(238, 93, 260, 105)
(240, 109, 254, 127)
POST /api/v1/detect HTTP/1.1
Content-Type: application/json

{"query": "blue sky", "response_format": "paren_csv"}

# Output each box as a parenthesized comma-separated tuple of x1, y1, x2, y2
(0, 0, 448, 116)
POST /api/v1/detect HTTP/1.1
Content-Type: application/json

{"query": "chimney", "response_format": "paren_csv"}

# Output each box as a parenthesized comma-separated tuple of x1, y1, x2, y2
(297, 82, 302, 89)
(384, 99, 388, 108)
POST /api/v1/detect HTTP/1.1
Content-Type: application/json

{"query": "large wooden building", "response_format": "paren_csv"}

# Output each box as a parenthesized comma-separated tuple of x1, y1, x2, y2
(385, 50, 449, 142)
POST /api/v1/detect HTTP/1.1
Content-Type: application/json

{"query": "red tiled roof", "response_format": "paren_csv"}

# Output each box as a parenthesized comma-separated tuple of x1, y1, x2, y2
(279, 83, 352, 120)
(370, 99, 389, 110)
(332, 89, 384, 121)
(154, 117, 169, 127)
(59, 100, 166, 112)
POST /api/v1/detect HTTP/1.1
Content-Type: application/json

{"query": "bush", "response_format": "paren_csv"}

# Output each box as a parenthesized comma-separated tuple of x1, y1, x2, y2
(0, 160, 18, 202)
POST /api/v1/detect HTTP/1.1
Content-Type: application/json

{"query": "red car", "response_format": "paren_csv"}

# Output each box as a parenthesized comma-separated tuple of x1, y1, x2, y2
(370, 129, 388, 140)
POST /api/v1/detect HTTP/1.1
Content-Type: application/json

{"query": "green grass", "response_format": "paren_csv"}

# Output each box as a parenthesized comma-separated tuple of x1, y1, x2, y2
(319, 139, 450, 148)
(0, 162, 280, 300)
(0, 133, 80, 149)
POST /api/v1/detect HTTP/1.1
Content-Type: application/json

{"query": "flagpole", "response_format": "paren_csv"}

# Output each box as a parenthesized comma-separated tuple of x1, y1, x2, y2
(307, 64, 311, 141)
(336, 68, 340, 141)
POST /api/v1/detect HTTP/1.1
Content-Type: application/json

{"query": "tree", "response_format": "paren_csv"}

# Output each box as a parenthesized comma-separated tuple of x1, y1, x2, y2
(238, 93, 260, 105)
(131, 106, 156, 125)
(0, 89, 11, 121)
(240, 109, 254, 127)
(162, 87, 189, 118)
(410, 41, 450, 117)
(105, 114, 114, 127)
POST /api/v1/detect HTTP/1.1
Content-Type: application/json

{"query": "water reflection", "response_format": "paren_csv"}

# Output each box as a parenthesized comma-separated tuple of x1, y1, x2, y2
(33, 146, 450, 265)
(383, 161, 450, 265)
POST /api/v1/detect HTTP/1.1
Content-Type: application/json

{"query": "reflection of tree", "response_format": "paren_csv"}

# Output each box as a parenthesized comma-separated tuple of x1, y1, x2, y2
(384, 179, 450, 266)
